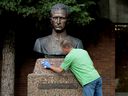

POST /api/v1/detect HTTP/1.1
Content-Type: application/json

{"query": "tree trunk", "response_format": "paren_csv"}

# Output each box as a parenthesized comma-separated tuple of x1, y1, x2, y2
(1, 31, 15, 96)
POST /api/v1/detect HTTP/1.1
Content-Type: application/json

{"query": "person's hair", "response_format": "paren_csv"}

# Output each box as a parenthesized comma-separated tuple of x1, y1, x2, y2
(51, 3, 70, 16)
(60, 39, 73, 48)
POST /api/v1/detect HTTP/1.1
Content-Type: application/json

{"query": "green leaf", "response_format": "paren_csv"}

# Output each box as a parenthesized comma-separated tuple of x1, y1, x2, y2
(0, 0, 96, 26)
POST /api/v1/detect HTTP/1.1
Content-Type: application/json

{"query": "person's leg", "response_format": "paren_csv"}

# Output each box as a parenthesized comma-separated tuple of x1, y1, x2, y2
(83, 80, 97, 96)
(94, 77, 103, 96)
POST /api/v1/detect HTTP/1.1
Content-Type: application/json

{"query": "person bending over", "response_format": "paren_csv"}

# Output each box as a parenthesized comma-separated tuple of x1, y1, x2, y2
(41, 39, 103, 96)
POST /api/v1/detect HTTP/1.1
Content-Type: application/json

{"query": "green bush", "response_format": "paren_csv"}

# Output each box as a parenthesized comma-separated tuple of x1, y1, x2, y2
(0, 0, 96, 26)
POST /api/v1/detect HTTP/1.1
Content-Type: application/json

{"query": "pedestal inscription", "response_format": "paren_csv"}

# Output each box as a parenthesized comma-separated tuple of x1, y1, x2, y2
(38, 83, 79, 89)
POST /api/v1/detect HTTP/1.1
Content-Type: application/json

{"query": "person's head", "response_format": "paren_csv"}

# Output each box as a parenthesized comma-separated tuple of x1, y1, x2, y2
(60, 39, 73, 54)
(50, 3, 70, 33)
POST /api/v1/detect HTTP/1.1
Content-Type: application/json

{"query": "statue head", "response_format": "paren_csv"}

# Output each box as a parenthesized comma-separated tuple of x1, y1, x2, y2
(50, 3, 70, 32)
(51, 3, 70, 17)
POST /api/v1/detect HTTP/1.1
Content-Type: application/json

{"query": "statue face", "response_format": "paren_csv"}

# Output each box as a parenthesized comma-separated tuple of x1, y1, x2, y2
(51, 9, 68, 32)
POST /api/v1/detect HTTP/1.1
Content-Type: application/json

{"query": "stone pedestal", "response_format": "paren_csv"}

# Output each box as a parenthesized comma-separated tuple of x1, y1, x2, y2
(27, 58, 82, 96)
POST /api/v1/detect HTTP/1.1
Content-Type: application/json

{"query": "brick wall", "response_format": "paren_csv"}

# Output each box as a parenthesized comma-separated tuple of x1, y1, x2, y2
(14, 59, 36, 96)
(87, 36, 115, 96)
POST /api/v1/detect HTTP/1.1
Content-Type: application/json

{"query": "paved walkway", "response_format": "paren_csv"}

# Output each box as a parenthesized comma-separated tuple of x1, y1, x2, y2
(116, 92, 128, 96)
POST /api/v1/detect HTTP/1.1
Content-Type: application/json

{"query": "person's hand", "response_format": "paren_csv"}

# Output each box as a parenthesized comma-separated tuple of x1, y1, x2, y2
(41, 60, 51, 69)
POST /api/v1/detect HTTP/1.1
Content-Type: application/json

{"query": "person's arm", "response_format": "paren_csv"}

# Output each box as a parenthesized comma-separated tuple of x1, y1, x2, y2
(50, 65, 63, 73)
(41, 60, 63, 73)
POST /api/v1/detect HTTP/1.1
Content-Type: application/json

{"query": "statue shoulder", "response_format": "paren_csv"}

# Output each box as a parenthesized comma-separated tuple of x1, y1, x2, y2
(36, 35, 52, 41)
(68, 35, 82, 42)
(67, 35, 84, 49)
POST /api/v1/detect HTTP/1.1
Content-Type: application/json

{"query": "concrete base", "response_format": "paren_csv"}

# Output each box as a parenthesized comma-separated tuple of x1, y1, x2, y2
(27, 58, 82, 96)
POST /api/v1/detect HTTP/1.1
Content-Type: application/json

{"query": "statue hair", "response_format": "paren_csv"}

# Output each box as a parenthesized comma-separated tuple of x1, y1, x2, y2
(51, 3, 70, 16)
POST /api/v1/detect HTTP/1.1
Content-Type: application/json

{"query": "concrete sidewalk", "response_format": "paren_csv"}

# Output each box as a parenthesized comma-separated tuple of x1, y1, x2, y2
(116, 92, 128, 96)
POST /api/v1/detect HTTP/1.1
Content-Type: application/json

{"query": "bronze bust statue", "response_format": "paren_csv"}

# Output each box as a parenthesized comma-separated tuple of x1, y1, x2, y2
(33, 3, 83, 56)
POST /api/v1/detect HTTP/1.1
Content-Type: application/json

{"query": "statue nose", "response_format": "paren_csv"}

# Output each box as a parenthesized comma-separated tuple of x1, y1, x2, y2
(57, 18, 61, 24)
